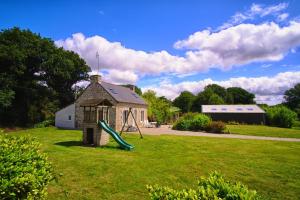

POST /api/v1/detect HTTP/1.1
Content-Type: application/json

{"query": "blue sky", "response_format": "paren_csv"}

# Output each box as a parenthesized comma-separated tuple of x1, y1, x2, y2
(1, 0, 300, 104)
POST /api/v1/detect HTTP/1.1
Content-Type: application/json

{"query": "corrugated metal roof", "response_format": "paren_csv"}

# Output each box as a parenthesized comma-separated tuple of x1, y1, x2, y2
(100, 82, 147, 105)
(201, 105, 265, 113)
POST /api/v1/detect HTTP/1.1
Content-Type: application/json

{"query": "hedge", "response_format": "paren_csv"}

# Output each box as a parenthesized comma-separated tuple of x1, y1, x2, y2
(147, 171, 260, 200)
(0, 135, 53, 199)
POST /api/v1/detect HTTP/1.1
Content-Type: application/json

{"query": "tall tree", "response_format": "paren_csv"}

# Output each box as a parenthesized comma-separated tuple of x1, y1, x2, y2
(142, 90, 171, 124)
(0, 27, 90, 126)
(284, 83, 300, 117)
(208, 93, 224, 105)
(192, 88, 215, 112)
(226, 87, 255, 104)
(205, 84, 227, 100)
(173, 91, 195, 113)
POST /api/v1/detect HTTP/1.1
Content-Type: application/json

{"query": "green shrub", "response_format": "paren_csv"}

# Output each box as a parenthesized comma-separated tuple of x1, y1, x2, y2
(265, 105, 297, 128)
(147, 171, 260, 200)
(190, 114, 212, 131)
(206, 121, 226, 133)
(34, 119, 54, 128)
(227, 121, 240, 125)
(292, 120, 300, 128)
(0, 135, 53, 199)
(172, 113, 211, 131)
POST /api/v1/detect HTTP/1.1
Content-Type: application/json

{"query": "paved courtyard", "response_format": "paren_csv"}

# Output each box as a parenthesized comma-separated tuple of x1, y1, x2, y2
(134, 125, 300, 142)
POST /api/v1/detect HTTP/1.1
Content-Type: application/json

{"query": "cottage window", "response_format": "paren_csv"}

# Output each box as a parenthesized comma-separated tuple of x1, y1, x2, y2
(68, 115, 72, 120)
(123, 110, 129, 125)
(134, 109, 137, 120)
(141, 110, 144, 122)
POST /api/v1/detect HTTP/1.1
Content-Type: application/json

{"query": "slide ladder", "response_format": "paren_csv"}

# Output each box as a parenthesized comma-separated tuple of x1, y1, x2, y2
(98, 120, 134, 150)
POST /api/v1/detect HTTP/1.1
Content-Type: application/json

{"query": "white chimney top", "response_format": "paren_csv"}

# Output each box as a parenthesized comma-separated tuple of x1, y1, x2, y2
(90, 74, 101, 84)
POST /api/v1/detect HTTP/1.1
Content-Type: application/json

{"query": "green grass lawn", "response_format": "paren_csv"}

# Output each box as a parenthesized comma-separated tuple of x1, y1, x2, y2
(4, 127, 300, 200)
(227, 125, 300, 138)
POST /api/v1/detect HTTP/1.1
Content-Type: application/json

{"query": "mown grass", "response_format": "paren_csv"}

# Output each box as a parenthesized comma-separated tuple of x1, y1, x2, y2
(4, 127, 300, 200)
(227, 125, 300, 138)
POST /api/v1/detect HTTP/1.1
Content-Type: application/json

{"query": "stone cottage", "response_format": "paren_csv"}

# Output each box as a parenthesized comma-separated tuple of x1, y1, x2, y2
(55, 74, 148, 131)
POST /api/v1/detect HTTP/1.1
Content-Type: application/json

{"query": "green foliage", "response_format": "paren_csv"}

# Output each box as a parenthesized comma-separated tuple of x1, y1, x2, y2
(173, 113, 212, 131)
(34, 119, 54, 128)
(265, 105, 298, 128)
(0, 135, 53, 199)
(226, 87, 255, 104)
(293, 120, 300, 128)
(208, 93, 225, 105)
(0, 27, 90, 126)
(142, 90, 172, 124)
(147, 171, 260, 200)
(284, 83, 300, 118)
(206, 121, 226, 133)
(191, 85, 255, 112)
(205, 84, 227, 100)
(173, 91, 195, 113)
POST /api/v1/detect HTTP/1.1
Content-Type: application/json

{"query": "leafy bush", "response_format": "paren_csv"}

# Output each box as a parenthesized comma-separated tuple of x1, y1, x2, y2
(34, 119, 54, 128)
(265, 105, 297, 128)
(227, 121, 240, 125)
(147, 171, 260, 200)
(190, 114, 212, 131)
(0, 135, 53, 199)
(172, 113, 211, 131)
(293, 120, 300, 128)
(206, 121, 226, 133)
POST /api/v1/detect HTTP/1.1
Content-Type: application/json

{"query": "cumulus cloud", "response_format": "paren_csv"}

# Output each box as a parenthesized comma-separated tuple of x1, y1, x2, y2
(142, 71, 300, 105)
(219, 2, 289, 29)
(56, 21, 300, 82)
(174, 21, 300, 67)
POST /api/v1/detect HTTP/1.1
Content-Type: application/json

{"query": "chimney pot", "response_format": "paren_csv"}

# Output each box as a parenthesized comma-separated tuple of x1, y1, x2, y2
(90, 74, 101, 84)
(129, 85, 135, 91)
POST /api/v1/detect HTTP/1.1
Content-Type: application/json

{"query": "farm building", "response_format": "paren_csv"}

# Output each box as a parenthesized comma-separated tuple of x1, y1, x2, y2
(55, 74, 148, 131)
(201, 105, 265, 124)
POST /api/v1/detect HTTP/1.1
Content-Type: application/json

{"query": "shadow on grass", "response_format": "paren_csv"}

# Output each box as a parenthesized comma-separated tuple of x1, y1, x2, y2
(55, 141, 83, 147)
(54, 141, 126, 151)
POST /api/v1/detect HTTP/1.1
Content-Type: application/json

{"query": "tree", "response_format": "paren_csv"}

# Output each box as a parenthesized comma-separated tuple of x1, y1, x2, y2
(192, 88, 215, 112)
(226, 87, 255, 104)
(208, 93, 224, 104)
(0, 27, 90, 126)
(205, 84, 227, 100)
(284, 83, 300, 117)
(173, 91, 195, 113)
(142, 90, 172, 124)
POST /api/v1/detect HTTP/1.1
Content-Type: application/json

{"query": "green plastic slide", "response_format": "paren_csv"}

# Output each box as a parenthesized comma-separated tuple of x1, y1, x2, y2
(98, 120, 134, 150)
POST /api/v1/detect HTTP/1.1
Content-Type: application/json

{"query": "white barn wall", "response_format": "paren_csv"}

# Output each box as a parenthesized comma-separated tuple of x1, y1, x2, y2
(55, 104, 75, 129)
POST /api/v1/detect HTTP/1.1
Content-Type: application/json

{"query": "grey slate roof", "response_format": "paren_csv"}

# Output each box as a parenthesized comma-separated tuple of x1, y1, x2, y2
(202, 105, 265, 113)
(100, 82, 147, 105)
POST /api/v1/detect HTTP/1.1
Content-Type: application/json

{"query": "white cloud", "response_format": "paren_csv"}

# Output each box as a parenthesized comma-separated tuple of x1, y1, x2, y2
(277, 13, 289, 21)
(219, 3, 289, 29)
(174, 21, 300, 68)
(142, 71, 300, 105)
(56, 21, 300, 82)
(104, 69, 138, 84)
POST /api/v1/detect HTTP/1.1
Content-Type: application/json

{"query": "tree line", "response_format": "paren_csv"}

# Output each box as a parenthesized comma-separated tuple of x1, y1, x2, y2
(142, 83, 300, 124)
(173, 84, 255, 113)
(0, 28, 90, 126)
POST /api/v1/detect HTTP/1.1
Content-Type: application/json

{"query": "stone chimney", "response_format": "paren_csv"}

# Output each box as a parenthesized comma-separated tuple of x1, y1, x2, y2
(90, 74, 101, 84)
(128, 85, 135, 91)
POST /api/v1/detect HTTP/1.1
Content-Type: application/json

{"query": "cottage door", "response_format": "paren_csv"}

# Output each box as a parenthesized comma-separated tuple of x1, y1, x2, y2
(86, 128, 94, 144)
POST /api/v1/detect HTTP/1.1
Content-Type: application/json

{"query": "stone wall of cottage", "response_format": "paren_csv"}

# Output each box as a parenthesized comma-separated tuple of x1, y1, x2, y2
(115, 103, 148, 131)
(75, 82, 117, 130)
